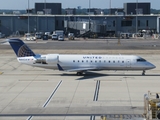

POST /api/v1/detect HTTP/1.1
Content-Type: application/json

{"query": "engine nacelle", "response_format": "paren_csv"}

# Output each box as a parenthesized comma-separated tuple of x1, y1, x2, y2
(46, 54, 59, 63)
(35, 55, 47, 64)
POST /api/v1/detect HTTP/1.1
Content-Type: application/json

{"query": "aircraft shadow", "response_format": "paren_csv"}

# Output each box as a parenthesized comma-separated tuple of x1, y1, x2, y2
(61, 72, 160, 80)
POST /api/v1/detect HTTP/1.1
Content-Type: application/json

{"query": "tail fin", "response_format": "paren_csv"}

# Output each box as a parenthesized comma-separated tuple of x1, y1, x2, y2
(8, 39, 36, 57)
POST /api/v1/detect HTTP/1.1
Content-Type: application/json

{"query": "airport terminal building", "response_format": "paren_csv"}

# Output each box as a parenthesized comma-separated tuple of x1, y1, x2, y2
(0, 2, 159, 37)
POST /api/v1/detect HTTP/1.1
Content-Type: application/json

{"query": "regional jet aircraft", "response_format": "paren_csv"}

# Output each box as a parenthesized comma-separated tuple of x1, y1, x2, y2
(7, 39, 155, 75)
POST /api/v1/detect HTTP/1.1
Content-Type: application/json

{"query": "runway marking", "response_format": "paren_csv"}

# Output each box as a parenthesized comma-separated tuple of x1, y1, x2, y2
(19, 79, 48, 81)
(90, 115, 95, 120)
(27, 80, 62, 120)
(98, 79, 122, 81)
(93, 80, 100, 101)
(21, 70, 45, 71)
(27, 116, 33, 120)
(0, 114, 144, 117)
(91, 80, 101, 120)
(43, 80, 62, 107)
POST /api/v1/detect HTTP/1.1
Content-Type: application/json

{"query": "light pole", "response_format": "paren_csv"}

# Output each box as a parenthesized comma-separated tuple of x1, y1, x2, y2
(89, 0, 90, 14)
(136, 0, 138, 34)
(28, 0, 30, 33)
(44, 0, 48, 31)
(109, 0, 111, 15)
(44, 0, 46, 14)
(89, 0, 91, 31)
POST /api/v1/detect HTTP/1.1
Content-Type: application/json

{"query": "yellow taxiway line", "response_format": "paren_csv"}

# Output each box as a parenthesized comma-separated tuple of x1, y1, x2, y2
(0, 72, 3, 75)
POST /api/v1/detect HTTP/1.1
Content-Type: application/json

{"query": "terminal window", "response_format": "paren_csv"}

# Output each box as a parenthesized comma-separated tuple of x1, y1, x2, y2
(56, 20, 59, 27)
(138, 20, 140, 27)
(62, 21, 64, 27)
(113, 21, 115, 27)
(121, 20, 132, 27)
(146, 20, 149, 27)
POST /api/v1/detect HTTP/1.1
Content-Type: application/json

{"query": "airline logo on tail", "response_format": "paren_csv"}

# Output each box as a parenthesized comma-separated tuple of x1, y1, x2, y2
(8, 39, 35, 57)
(18, 44, 35, 57)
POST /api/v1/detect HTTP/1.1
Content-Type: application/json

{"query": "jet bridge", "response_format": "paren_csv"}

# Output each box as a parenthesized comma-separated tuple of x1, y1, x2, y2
(64, 20, 107, 38)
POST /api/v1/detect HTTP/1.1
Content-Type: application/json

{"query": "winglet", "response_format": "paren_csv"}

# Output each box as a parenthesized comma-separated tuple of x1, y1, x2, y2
(57, 64, 64, 71)
(7, 39, 36, 57)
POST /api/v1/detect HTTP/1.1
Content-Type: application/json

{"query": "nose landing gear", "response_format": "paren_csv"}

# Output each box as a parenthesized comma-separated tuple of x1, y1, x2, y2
(142, 70, 145, 75)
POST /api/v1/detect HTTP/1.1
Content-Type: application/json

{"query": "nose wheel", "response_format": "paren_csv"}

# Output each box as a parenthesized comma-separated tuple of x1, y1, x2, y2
(77, 72, 83, 76)
(142, 70, 145, 75)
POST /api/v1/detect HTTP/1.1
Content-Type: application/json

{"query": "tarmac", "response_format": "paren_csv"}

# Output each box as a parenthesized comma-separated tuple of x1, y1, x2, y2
(0, 38, 160, 120)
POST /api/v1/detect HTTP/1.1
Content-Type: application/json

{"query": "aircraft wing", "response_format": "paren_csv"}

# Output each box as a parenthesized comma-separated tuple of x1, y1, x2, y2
(66, 68, 97, 72)
(57, 64, 97, 72)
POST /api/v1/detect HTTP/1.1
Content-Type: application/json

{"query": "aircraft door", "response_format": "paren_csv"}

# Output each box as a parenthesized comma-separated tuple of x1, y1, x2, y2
(126, 59, 131, 67)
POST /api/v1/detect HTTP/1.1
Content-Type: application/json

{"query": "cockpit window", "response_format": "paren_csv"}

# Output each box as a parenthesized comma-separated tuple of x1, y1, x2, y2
(137, 58, 146, 62)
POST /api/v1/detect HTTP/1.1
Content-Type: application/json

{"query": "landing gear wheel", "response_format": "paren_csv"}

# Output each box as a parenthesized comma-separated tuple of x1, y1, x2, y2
(142, 70, 145, 75)
(77, 72, 83, 76)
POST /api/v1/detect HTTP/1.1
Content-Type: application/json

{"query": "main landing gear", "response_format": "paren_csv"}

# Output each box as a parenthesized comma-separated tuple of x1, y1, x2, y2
(76, 72, 83, 76)
(142, 70, 145, 75)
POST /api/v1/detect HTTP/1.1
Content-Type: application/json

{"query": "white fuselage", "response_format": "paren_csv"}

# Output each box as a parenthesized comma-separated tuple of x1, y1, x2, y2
(17, 54, 155, 72)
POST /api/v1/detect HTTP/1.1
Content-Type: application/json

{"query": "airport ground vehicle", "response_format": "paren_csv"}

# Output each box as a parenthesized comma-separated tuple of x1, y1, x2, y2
(24, 33, 36, 41)
(144, 91, 160, 120)
(45, 32, 52, 39)
(0, 32, 5, 38)
(52, 34, 58, 40)
(53, 30, 64, 36)
(35, 32, 43, 39)
(120, 33, 130, 39)
(58, 35, 64, 41)
(52, 30, 64, 40)
(68, 33, 75, 40)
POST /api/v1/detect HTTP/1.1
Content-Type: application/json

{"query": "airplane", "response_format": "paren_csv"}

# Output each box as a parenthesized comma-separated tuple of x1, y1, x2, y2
(7, 38, 155, 76)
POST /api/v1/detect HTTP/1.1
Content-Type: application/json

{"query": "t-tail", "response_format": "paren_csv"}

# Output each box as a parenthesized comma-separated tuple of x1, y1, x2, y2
(8, 39, 35, 57)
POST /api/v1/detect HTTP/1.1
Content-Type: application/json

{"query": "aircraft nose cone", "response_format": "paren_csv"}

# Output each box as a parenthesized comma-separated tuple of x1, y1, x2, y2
(151, 64, 156, 69)
(148, 63, 156, 69)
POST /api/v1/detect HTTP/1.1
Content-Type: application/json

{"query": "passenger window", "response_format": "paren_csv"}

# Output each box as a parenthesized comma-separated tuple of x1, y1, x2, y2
(95, 61, 97, 63)
(113, 61, 115, 63)
(78, 60, 79, 62)
(73, 60, 75, 62)
(86, 60, 88, 62)
(99, 60, 101, 63)
(122, 61, 124, 63)
(82, 60, 84, 62)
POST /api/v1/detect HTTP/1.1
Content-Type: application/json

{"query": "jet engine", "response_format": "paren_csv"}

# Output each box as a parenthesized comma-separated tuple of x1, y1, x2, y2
(46, 54, 59, 63)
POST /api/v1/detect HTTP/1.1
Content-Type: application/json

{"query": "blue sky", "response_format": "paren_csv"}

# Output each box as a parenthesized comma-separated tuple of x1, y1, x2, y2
(0, 0, 159, 9)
